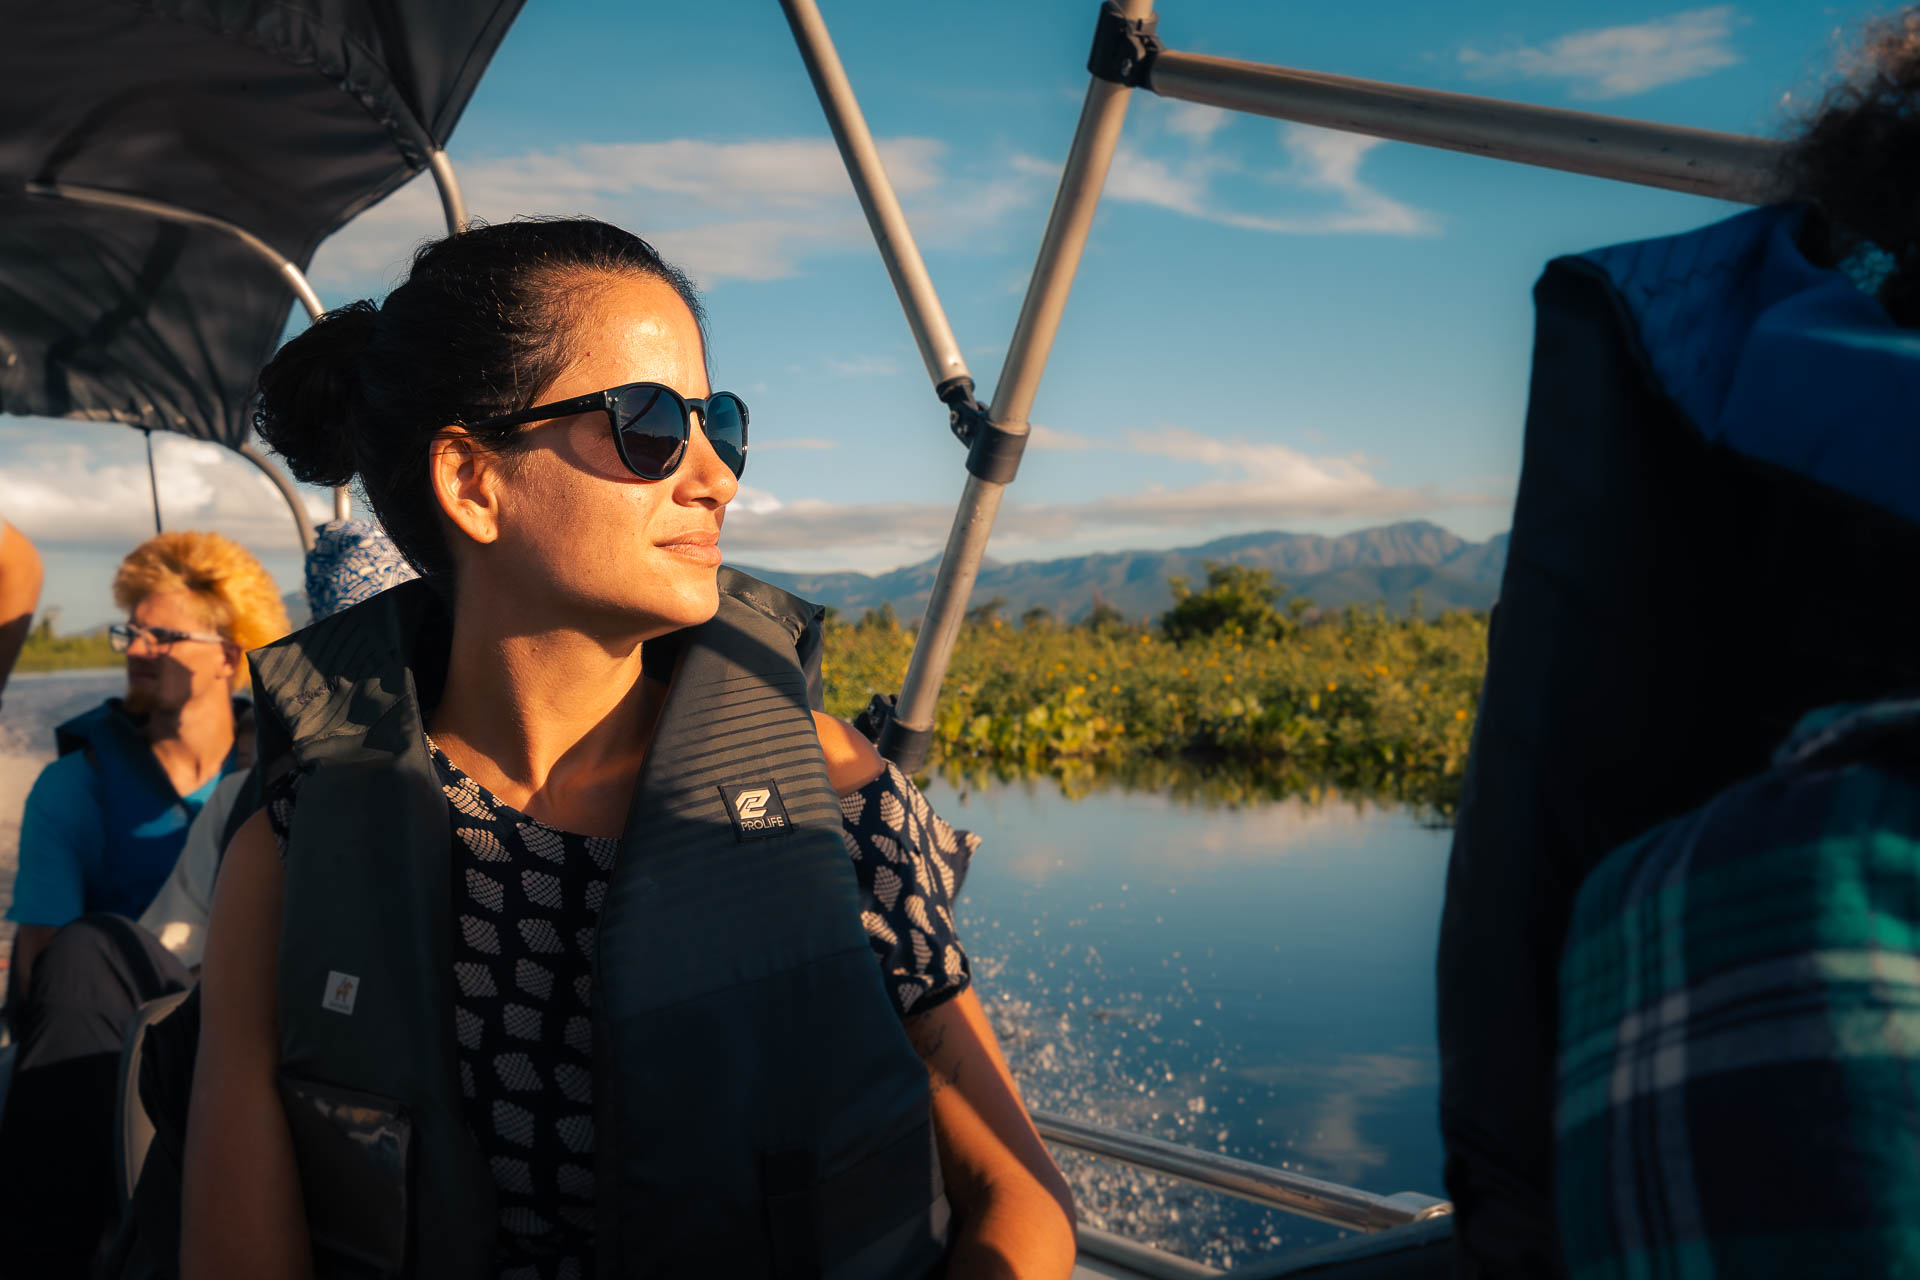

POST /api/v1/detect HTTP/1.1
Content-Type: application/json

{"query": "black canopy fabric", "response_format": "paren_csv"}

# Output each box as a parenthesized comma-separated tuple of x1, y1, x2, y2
(0, 0, 525, 448)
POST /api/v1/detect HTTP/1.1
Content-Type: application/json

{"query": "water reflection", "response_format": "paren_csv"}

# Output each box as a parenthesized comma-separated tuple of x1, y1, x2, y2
(928, 772, 1451, 1270)
(933, 754, 1461, 823)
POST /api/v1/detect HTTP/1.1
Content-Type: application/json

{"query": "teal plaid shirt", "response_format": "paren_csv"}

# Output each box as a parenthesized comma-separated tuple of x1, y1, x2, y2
(1557, 695, 1920, 1279)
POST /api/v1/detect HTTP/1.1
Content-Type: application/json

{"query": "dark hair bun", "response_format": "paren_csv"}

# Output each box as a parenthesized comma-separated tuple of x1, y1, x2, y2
(253, 299, 378, 487)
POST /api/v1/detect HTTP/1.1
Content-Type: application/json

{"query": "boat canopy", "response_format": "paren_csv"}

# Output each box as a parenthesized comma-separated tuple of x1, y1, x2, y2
(0, 0, 522, 450)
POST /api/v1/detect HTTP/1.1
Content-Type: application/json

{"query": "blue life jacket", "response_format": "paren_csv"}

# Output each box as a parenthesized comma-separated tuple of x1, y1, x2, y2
(52, 698, 246, 919)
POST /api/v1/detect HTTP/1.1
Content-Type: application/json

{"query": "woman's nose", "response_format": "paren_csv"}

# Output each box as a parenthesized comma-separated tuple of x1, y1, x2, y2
(678, 416, 740, 506)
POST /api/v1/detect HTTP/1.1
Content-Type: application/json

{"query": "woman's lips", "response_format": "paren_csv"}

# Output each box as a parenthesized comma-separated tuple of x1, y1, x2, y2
(657, 534, 722, 567)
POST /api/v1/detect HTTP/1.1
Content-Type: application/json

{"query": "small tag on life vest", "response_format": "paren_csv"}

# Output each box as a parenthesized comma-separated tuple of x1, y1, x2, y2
(719, 781, 791, 841)
(322, 970, 360, 1016)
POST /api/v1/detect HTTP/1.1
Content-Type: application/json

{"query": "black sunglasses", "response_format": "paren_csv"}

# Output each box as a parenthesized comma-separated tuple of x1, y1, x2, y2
(466, 382, 748, 482)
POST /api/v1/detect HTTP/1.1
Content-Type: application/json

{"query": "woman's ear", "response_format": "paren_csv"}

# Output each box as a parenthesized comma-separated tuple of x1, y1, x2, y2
(430, 427, 505, 548)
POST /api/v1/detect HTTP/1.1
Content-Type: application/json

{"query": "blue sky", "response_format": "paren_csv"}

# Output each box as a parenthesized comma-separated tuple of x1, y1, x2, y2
(0, 0, 1892, 626)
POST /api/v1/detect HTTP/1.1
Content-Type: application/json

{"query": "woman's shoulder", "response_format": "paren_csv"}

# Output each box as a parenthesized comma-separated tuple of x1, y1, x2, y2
(841, 763, 979, 1017)
(840, 763, 980, 887)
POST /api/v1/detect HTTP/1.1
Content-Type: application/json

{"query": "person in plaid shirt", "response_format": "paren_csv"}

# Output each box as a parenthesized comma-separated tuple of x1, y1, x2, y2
(1547, 18, 1920, 1274)
(1439, 9, 1920, 1276)
(1558, 696, 1920, 1277)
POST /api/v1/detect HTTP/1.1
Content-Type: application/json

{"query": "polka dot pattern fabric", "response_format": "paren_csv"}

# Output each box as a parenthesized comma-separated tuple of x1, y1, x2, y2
(840, 763, 979, 1015)
(266, 748, 978, 1276)
(433, 742, 613, 1276)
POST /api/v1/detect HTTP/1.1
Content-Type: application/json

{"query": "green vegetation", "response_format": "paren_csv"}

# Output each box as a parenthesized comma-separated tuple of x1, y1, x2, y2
(824, 564, 1487, 818)
(10, 566, 1491, 814)
(15, 617, 118, 673)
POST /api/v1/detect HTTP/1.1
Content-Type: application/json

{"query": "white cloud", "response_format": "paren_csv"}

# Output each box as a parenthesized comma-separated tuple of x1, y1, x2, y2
(1458, 7, 1742, 100)
(751, 437, 837, 452)
(0, 431, 327, 549)
(730, 484, 785, 516)
(1027, 424, 1096, 451)
(309, 135, 1042, 294)
(1094, 122, 1435, 237)
(822, 355, 902, 378)
(720, 426, 1497, 564)
(1164, 102, 1233, 145)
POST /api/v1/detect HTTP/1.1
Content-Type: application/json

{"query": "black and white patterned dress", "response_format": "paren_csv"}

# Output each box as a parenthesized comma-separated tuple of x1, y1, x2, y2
(269, 752, 976, 1278)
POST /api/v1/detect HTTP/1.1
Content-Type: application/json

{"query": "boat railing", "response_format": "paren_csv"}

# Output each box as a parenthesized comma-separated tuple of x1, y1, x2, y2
(1031, 1110, 1451, 1234)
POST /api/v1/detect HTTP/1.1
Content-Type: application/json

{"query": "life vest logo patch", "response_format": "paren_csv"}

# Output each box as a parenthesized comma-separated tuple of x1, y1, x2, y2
(720, 781, 791, 840)
(322, 970, 360, 1016)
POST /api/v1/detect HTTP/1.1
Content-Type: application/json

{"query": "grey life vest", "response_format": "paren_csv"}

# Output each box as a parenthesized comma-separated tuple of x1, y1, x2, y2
(252, 571, 949, 1279)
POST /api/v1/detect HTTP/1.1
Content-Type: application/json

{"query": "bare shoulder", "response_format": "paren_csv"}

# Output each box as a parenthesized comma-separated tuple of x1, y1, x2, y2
(200, 807, 284, 1013)
(811, 710, 885, 795)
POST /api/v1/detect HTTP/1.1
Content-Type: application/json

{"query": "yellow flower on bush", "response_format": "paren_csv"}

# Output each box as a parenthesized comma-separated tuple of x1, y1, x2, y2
(1455, 708, 1469, 720)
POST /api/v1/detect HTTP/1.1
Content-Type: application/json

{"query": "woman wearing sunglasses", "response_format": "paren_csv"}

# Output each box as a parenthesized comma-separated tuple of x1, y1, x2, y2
(182, 218, 1074, 1279)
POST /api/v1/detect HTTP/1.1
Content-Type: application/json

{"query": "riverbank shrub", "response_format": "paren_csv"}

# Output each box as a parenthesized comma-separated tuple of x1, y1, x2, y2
(1161, 563, 1296, 645)
(823, 602, 1487, 817)
(14, 618, 117, 672)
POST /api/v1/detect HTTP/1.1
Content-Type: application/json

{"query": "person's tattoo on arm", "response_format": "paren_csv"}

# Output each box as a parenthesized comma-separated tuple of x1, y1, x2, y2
(907, 1010, 964, 1097)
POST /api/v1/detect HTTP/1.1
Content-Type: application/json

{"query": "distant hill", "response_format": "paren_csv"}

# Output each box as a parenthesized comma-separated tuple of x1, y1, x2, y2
(736, 521, 1508, 623)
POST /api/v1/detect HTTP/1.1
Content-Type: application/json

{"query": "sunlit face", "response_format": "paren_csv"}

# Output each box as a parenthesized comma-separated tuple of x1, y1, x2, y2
(466, 274, 737, 639)
(122, 590, 238, 715)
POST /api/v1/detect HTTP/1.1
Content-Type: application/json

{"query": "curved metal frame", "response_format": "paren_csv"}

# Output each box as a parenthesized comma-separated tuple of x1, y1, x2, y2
(427, 147, 470, 234)
(26, 146, 476, 541)
(23, 182, 324, 548)
(25, 182, 328, 321)
(237, 442, 315, 552)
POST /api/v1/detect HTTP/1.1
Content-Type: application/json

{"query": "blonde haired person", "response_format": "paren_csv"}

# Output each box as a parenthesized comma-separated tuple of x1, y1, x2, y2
(0, 530, 288, 1278)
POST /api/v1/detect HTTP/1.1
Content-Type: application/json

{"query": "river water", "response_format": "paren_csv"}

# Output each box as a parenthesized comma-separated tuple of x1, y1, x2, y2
(0, 671, 1454, 1272)
(926, 774, 1452, 1270)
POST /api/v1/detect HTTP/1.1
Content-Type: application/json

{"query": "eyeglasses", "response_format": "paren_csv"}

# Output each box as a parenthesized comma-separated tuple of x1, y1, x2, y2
(109, 622, 230, 654)
(466, 382, 748, 482)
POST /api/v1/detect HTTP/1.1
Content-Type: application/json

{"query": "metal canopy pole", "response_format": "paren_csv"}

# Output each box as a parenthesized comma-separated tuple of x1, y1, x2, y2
(427, 148, 471, 234)
(879, 0, 1156, 767)
(779, 0, 973, 396)
(1144, 51, 1786, 204)
(22, 182, 322, 550)
(238, 442, 315, 552)
(143, 430, 163, 534)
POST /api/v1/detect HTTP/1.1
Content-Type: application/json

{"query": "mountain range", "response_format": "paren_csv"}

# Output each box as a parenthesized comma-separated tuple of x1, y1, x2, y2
(735, 521, 1509, 624)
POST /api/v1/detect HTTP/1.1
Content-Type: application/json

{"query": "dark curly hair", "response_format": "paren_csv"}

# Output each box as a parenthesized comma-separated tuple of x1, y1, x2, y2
(1782, 5, 1920, 325)
(254, 217, 706, 580)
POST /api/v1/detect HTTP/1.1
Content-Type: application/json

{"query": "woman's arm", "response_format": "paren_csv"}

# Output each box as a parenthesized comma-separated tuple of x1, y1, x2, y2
(182, 809, 312, 1279)
(908, 989, 1077, 1279)
(813, 710, 885, 794)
